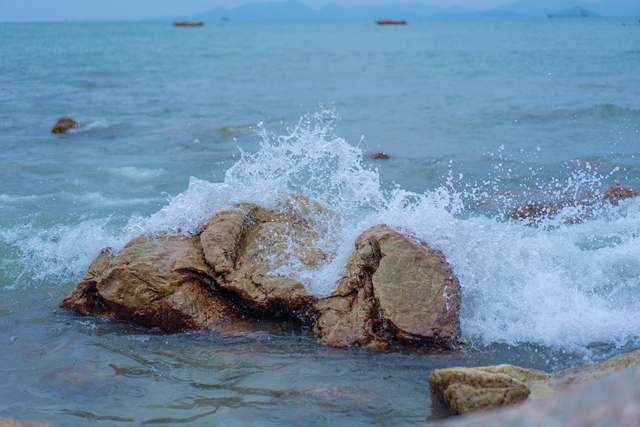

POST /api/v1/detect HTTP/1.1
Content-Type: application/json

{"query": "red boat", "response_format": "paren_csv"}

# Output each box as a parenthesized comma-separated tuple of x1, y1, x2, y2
(174, 21, 204, 27)
(376, 19, 407, 26)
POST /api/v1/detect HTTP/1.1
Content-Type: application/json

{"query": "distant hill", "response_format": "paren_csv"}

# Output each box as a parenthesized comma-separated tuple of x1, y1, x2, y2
(506, 0, 639, 17)
(547, 7, 597, 18)
(185, 0, 518, 22)
(181, 0, 639, 22)
(193, 0, 316, 21)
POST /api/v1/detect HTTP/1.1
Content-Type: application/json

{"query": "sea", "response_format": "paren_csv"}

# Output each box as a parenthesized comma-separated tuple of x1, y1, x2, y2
(1, 18, 639, 426)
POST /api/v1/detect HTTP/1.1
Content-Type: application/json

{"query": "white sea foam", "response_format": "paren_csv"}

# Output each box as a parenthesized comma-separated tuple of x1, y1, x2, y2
(0, 194, 41, 203)
(69, 120, 109, 133)
(0, 218, 126, 282)
(2, 111, 639, 353)
(107, 166, 165, 181)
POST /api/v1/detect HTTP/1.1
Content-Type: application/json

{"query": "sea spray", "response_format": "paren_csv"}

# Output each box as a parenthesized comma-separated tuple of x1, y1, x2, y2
(1, 112, 639, 354)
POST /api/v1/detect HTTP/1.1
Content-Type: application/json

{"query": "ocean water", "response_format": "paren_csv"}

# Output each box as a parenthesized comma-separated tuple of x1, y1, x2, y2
(1, 18, 640, 426)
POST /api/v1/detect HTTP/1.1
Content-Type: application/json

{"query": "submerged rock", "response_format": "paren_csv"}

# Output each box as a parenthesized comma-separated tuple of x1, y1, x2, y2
(512, 184, 639, 223)
(368, 151, 390, 160)
(51, 117, 78, 134)
(429, 365, 550, 415)
(314, 225, 461, 350)
(61, 235, 243, 332)
(602, 184, 639, 206)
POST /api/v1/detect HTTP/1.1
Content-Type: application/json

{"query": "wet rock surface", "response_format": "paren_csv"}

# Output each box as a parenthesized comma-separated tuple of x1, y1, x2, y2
(314, 225, 461, 350)
(61, 235, 243, 332)
(51, 117, 78, 134)
(200, 196, 326, 320)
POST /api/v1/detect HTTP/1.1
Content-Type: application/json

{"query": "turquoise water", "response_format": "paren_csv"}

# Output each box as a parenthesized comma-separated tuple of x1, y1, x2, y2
(1, 19, 640, 426)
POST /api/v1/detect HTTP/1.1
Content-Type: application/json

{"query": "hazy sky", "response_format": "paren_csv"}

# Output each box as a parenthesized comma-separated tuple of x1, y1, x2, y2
(0, 0, 632, 22)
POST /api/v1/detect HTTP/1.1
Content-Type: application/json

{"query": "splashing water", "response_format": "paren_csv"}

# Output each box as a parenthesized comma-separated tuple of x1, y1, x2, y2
(2, 111, 639, 354)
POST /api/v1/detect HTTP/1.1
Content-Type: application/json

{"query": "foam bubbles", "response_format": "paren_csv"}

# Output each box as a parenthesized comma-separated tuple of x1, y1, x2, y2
(107, 167, 165, 181)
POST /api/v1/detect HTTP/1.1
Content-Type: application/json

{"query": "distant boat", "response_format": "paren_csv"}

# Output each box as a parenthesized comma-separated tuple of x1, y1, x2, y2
(174, 21, 204, 27)
(376, 19, 407, 26)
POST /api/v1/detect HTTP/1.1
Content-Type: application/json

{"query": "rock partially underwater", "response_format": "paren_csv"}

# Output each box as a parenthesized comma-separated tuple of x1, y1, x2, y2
(51, 117, 78, 134)
(368, 151, 390, 160)
(61, 195, 462, 352)
(512, 184, 639, 223)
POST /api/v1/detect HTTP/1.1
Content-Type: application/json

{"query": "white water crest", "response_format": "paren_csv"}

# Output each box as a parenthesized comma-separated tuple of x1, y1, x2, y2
(2, 111, 639, 354)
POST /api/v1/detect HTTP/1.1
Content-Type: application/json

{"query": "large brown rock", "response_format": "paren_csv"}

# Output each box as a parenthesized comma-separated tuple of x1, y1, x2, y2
(61, 196, 463, 353)
(429, 365, 550, 415)
(314, 225, 461, 350)
(51, 117, 78, 134)
(199, 195, 326, 321)
(61, 234, 243, 332)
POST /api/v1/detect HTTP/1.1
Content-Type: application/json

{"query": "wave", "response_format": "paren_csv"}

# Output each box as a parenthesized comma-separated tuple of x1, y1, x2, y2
(105, 167, 165, 181)
(68, 120, 110, 134)
(0, 192, 158, 207)
(2, 110, 639, 354)
(488, 103, 640, 124)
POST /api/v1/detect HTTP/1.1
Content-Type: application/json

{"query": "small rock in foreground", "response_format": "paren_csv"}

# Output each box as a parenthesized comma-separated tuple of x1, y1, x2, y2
(432, 363, 640, 427)
(429, 349, 640, 416)
(428, 365, 550, 415)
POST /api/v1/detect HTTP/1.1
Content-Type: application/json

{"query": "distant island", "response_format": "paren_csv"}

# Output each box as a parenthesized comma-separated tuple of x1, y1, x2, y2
(547, 7, 597, 18)
(168, 0, 633, 22)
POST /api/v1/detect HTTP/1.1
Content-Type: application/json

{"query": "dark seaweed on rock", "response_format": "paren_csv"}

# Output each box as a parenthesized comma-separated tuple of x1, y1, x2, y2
(511, 185, 639, 224)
